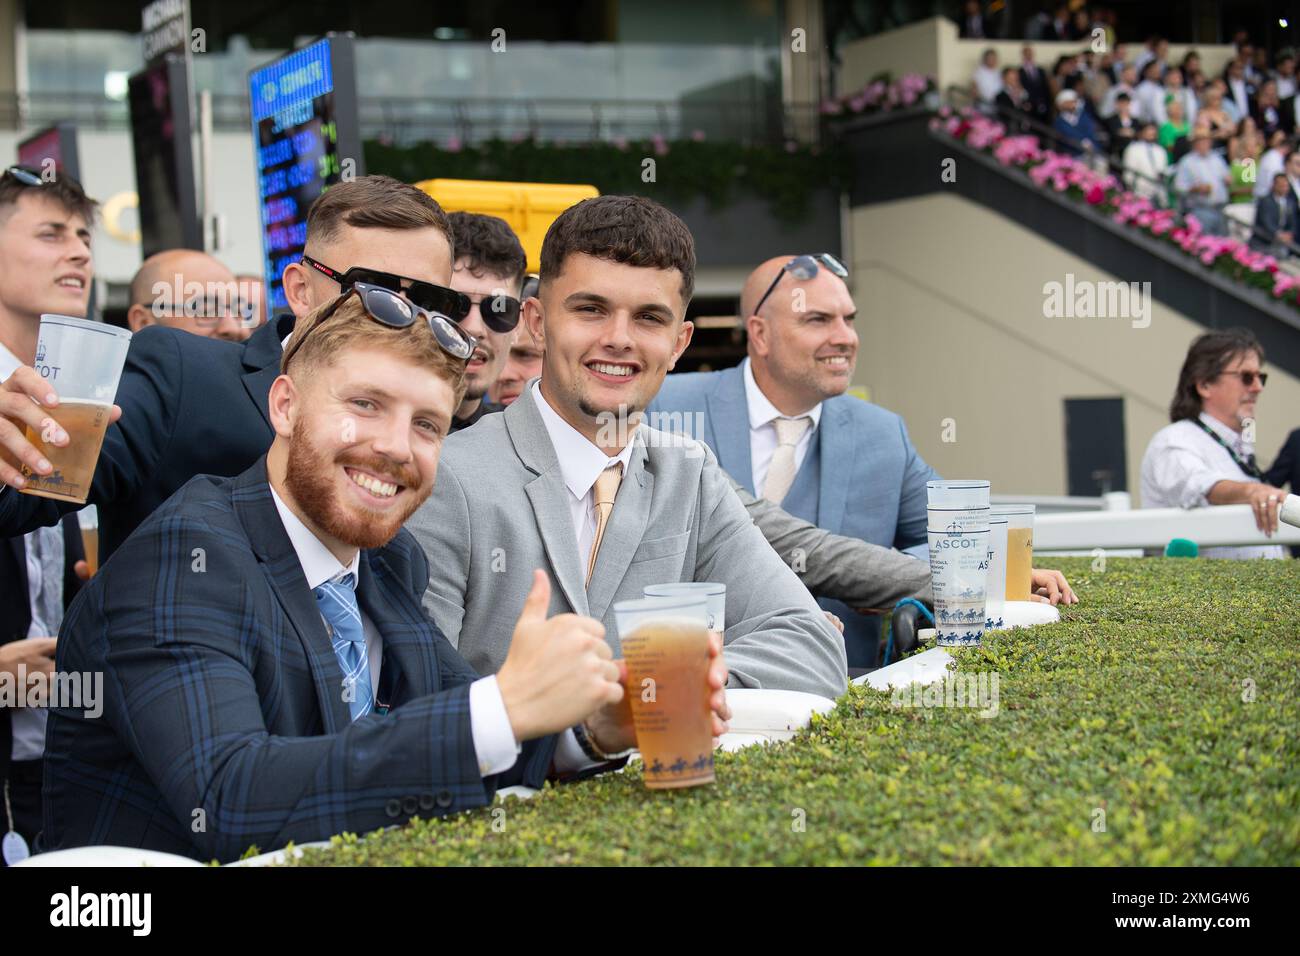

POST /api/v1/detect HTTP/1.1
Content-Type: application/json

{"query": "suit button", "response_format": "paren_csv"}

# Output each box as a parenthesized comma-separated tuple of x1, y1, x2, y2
(435, 790, 453, 808)
(402, 795, 419, 815)
(385, 799, 402, 818)
(419, 792, 436, 811)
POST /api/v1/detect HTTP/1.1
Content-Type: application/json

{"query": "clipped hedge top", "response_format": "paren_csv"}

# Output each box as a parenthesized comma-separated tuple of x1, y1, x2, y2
(291, 558, 1300, 866)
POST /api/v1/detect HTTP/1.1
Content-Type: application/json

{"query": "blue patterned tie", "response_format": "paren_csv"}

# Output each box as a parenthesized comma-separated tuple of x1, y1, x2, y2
(313, 573, 373, 721)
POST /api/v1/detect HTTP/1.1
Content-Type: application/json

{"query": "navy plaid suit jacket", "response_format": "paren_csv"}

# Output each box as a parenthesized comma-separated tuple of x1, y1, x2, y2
(42, 457, 558, 863)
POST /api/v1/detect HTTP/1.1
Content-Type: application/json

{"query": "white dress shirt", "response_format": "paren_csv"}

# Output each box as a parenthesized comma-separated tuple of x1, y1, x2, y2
(1256, 147, 1287, 199)
(531, 380, 638, 568)
(269, 486, 525, 776)
(742, 359, 822, 499)
(1228, 77, 1251, 119)
(1139, 412, 1287, 560)
(1, 340, 57, 761)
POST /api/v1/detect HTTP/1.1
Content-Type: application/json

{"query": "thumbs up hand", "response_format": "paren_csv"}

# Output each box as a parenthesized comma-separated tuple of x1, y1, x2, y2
(495, 569, 622, 741)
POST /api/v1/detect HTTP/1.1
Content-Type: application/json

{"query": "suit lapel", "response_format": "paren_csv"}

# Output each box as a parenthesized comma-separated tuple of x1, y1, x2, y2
(586, 434, 653, 622)
(241, 313, 295, 429)
(507, 391, 590, 616)
(816, 401, 854, 533)
(356, 550, 437, 704)
(233, 457, 351, 733)
(707, 364, 754, 493)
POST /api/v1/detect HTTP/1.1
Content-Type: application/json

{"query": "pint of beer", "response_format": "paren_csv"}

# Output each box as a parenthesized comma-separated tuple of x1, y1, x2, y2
(614, 595, 715, 790)
(18, 316, 131, 505)
(993, 504, 1036, 602)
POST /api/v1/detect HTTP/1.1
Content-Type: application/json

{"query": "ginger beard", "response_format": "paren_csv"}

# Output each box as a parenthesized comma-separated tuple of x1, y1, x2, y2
(284, 412, 429, 550)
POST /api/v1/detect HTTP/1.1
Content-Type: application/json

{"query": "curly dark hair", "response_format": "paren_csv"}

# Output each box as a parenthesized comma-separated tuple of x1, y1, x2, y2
(448, 212, 526, 287)
(1169, 327, 1265, 422)
(539, 195, 695, 304)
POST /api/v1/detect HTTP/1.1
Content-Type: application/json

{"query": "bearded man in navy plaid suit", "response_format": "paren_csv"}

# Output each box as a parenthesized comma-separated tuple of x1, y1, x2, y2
(42, 290, 732, 863)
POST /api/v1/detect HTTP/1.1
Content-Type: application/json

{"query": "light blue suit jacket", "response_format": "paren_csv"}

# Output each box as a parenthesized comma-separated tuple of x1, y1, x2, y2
(648, 363, 939, 663)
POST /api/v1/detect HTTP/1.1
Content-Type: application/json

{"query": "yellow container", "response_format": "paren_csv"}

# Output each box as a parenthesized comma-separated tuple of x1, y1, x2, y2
(413, 178, 600, 273)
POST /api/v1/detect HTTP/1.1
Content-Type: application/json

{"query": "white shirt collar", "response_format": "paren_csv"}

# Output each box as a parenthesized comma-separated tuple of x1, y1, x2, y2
(269, 484, 362, 590)
(742, 358, 823, 433)
(1197, 410, 1249, 453)
(0, 340, 23, 380)
(531, 380, 637, 502)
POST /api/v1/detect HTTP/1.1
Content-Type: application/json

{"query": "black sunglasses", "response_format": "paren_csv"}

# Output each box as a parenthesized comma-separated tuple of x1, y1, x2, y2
(462, 290, 523, 334)
(282, 282, 477, 371)
(301, 255, 471, 323)
(752, 253, 849, 316)
(1217, 369, 1268, 387)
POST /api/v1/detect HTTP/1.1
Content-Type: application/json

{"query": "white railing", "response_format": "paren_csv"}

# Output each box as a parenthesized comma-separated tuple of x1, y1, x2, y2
(1036, 502, 1300, 551)
(991, 492, 1131, 514)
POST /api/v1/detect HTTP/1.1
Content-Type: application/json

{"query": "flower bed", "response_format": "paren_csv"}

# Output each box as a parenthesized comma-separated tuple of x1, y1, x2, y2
(282, 557, 1300, 866)
(821, 72, 935, 118)
(938, 108, 1300, 308)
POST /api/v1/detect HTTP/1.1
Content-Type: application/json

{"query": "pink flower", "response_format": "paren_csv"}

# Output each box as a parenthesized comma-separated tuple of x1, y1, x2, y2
(1085, 184, 1105, 205)
(445, 135, 462, 153)
(651, 134, 669, 156)
(691, 129, 706, 142)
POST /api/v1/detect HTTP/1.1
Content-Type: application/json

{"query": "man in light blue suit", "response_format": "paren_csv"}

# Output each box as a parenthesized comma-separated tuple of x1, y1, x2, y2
(649, 254, 938, 668)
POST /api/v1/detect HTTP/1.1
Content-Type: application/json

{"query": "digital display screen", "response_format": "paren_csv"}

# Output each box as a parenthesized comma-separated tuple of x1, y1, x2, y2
(249, 38, 350, 313)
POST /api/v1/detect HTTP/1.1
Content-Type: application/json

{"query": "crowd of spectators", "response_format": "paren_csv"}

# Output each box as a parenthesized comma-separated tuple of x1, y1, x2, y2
(968, 25, 1300, 252)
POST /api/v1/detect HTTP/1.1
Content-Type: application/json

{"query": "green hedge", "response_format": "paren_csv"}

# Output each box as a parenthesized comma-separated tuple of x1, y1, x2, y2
(364, 137, 851, 225)
(287, 557, 1300, 866)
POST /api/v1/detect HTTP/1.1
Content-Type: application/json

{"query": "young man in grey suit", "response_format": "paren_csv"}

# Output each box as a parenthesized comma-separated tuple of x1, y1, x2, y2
(649, 254, 1077, 668)
(406, 197, 847, 699)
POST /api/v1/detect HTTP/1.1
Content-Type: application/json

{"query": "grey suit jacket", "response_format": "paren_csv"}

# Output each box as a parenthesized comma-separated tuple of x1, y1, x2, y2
(406, 388, 847, 699)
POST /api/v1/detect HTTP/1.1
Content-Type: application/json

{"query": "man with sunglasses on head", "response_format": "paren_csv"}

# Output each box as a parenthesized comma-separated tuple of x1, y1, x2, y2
(1141, 328, 1290, 558)
(650, 254, 1077, 669)
(444, 212, 527, 430)
(0, 175, 470, 564)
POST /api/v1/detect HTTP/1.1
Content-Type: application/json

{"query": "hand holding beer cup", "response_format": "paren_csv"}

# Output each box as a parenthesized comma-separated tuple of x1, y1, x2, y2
(495, 569, 623, 741)
(0, 316, 130, 500)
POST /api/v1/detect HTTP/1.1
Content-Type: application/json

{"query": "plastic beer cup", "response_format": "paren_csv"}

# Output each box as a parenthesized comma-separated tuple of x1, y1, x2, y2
(19, 316, 131, 504)
(614, 594, 715, 790)
(926, 479, 991, 646)
(992, 504, 1036, 602)
(985, 513, 1008, 629)
(643, 582, 725, 645)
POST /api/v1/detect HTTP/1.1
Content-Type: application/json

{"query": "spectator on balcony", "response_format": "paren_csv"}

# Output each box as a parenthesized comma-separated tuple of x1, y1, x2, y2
(1224, 59, 1253, 122)
(958, 0, 988, 39)
(1181, 51, 1202, 81)
(1019, 46, 1052, 121)
(1158, 97, 1190, 158)
(996, 67, 1033, 131)
(1250, 46, 1271, 87)
(972, 48, 1003, 107)
(1254, 130, 1290, 200)
(1197, 85, 1236, 148)
(1053, 90, 1101, 156)
(1141, 328, 1288, 559)
(1101, 64, 1139, 118)
(1228, 118, 1265, 204)
(1250, 173, 1297, 256)
(1068, 7, 1094, 42)
(1174, 129, 1232, 234)
(1123, 122, 1169, 205)
(1251, 79, 1294, 138)
(1285, 149, 1300, 209)
(1105, 93, 1139, 159)
(1275, 50, 1297, 100)
(1133, 36, 1168, 82)
(1157, 68, 1198, 128)
(1133, 60, 1166, 124)
(1026, 4, 1070, 41)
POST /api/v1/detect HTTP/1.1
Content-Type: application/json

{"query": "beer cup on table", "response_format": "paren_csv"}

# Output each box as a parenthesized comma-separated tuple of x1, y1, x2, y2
(985, 512, 1008, 630)
(19, 316, 131, 504)
(992, 504, 1036, 602)
(613, 593, 715, 790)
(926, 479, 991, 647)
(643, 582, 726, 644)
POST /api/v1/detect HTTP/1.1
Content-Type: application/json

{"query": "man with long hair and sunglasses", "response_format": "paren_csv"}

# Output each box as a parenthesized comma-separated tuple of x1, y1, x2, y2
(1141, 327, 1290, 558)
(43, 288, 727, 862)
(650, 254, 1078, 669)
(0, 175, 473, 564)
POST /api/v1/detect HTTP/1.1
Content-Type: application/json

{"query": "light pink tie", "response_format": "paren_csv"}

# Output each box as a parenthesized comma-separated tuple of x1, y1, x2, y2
(587, 463, 624, 585)
(764, 417, 812, 504)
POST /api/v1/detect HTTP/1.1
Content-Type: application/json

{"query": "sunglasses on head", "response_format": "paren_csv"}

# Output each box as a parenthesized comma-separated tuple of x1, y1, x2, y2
(301, 255, 472, 323)
(1217, 369, 1268, 387)
(5, 165, 45, 187)
(282, 282, 477, 370)
(752, 253, 850, 316)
